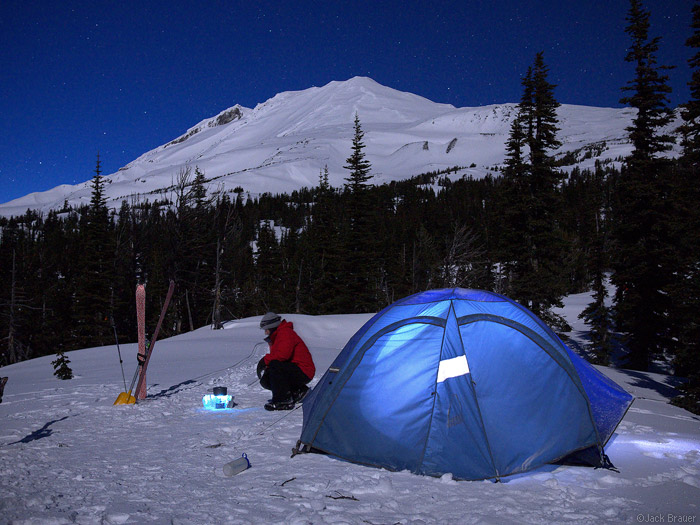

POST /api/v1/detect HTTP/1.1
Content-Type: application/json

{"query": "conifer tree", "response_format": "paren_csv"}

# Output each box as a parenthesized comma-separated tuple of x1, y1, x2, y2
(670, 1, 700, 413)
(680, 2, 700, 166)
(500, 53, 569, 326)
(571, 165, 618, 364)
(411, 225, 439, 292)
(504, 111, 527, 177)
(306, 167, 344, 313)
(620, 0, 675, 158)
(254, 221, 284, 311)
(529, 54, 562, 167)
(170, 166, 216, 331)
(612, 0, 676, 370)
(52, 351, 73, 380)
(341, 114, 379, 312)
(73, 154, 113, 349)
(192, 167, 209, 208)
(579, 261, 615, 365)
(344, 113, 373, 193)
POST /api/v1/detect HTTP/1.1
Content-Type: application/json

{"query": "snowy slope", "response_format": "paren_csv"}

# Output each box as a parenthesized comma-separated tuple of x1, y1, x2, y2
(1, 298, 698, 524)
(0, 77, 683, 218)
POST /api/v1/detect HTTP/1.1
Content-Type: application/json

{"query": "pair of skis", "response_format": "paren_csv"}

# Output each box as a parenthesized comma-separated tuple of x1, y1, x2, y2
(114, 280, 175, 405)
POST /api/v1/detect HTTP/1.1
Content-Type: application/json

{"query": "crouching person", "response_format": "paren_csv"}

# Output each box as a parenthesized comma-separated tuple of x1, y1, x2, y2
(257, 312, 315, 411)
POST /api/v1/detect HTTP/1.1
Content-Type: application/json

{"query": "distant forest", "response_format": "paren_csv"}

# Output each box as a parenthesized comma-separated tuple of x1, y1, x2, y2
(1, 0, 699, 412)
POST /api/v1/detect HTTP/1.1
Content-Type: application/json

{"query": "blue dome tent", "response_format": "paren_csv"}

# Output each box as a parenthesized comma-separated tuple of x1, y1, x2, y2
(296, 288, 633, 480)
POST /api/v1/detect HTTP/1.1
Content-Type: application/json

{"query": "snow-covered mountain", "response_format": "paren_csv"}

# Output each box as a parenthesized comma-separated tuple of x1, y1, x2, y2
(0, 76, 683, 218)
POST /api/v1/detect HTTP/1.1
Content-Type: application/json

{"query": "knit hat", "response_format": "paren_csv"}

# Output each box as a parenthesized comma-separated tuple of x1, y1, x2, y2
(260, 312, 282, 331)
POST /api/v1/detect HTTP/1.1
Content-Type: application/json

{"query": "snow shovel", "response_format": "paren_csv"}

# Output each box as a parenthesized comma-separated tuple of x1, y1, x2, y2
(114, 362, 141, 405)
(114, 342, 152, 405)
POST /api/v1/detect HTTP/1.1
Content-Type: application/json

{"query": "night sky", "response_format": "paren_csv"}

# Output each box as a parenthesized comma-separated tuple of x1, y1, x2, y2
(0, 0, 695, 204)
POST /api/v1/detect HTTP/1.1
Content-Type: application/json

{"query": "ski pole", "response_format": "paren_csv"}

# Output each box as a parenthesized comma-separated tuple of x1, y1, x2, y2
(111, 314, 128, 392)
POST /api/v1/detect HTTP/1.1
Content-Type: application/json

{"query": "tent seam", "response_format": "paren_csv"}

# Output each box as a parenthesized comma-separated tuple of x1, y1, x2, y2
(455, 306, 501, 479)
(415, 306, 451, 473)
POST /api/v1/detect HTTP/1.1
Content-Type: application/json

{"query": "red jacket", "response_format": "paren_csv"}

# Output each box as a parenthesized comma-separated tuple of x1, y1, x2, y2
(264, 320, 315, 380)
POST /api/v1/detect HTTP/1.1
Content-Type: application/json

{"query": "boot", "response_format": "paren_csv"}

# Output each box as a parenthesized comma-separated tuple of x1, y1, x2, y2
(264, 397, 295, 411)
(291, 385, 309, 404)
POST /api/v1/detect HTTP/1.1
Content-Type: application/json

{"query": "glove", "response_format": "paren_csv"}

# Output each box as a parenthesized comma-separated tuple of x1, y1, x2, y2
(257, 357, 267, 380)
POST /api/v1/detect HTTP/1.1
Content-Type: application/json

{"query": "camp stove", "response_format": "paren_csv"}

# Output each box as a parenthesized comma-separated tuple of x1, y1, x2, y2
(202, 386, 235, 410)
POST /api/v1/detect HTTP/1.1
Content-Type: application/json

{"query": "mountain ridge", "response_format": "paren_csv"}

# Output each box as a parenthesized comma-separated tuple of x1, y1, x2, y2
(0, 76, 682, 218)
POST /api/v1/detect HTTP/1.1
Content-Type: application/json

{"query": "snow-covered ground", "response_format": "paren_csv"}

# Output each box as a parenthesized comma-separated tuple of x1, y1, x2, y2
(1, 295, 698, 524)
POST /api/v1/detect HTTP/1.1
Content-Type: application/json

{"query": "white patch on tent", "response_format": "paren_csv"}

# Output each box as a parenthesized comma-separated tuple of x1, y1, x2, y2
(437, 354, 470, 383)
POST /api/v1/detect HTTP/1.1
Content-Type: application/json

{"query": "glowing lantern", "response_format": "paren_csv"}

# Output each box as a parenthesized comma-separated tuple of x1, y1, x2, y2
(202, 386, 234, 410)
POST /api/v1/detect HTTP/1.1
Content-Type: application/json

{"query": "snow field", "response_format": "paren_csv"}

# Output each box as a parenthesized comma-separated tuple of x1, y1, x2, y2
(1, 308, 699, 524)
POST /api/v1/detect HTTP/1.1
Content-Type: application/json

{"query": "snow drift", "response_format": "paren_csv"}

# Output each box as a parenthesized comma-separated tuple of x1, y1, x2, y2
(0, 292, 698, 523)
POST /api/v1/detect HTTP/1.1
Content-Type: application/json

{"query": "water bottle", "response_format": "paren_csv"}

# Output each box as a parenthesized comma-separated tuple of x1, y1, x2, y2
(223, 453, 251, 477)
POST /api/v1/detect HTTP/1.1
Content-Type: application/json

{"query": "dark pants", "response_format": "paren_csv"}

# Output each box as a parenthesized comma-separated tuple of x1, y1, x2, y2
(260, 361, 310, 402)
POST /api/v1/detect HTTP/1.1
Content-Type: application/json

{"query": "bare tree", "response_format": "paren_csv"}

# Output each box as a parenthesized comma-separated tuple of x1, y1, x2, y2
(2, 250, 30, 365)
(438, 223, 487, 289)
(211, 198, 242, 329)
